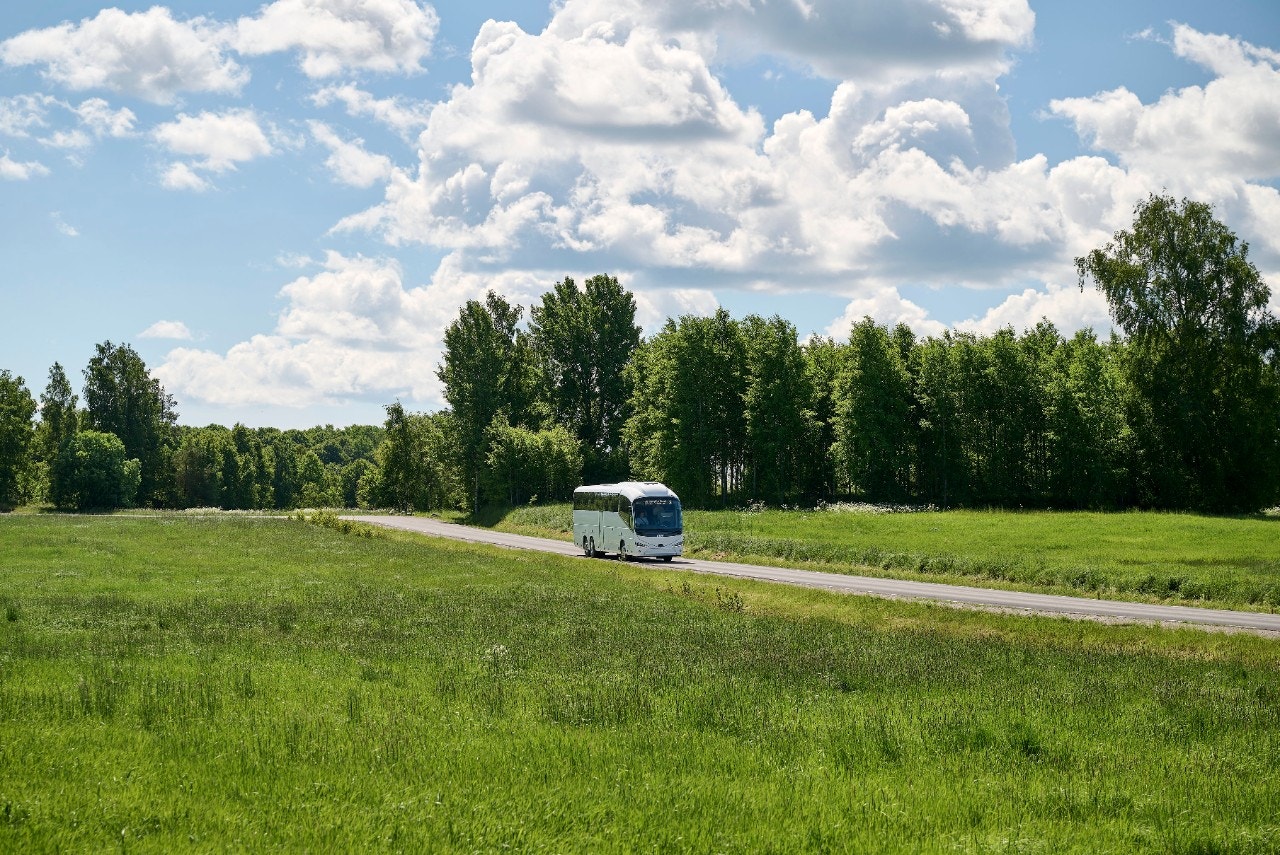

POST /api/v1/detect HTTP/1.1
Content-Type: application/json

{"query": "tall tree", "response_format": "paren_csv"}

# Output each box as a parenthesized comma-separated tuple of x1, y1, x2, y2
(832, 319, 915, 501)
(438, 292, 540, 509)
(1077, 194, 1280, 510)
(37, 362, 78, 465)
(529, 274, 641, 482)
(740, 315, 814, 505)
(82, 341, 177, 506)
(1045, 330, 1130, 508)
(362, 402, 457, 512)
(623, 310, 746, 507)
(0, 371, 37, 511)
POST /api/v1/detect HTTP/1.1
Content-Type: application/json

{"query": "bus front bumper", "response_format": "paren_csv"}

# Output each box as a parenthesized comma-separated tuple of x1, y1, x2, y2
(633, 538, 683, 557)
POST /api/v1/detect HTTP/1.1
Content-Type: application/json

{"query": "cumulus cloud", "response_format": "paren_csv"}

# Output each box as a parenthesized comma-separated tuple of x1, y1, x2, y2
(233, 0, 439, 77)
(309, 121, 394, 187)
(0, 152, 49, 180)
(311, 83, 432, 139)
(74, 98, 136, 138)
(153, 109, 276, 189)
(0, 94, 56, 138)
(1050, 22, 1280, 184)
(139, 320, 193, 340)
(0, 7, 245, 104)
(155, 250, 550, 408)
(551, 0, 1035, 84)
(161, 162, 212, 192)
(954, 282, 1113, 336)
(825, 287, 948, 340)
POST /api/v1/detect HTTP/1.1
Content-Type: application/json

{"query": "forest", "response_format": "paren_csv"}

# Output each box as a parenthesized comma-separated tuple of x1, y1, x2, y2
(1, 195, 1277, 514)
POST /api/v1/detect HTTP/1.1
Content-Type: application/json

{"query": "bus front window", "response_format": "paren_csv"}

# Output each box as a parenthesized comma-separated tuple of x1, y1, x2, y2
(633, 498, 681, 535)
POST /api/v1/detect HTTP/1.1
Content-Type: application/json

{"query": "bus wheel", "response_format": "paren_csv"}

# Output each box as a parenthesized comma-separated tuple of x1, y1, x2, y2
(661, 556, 673, 562)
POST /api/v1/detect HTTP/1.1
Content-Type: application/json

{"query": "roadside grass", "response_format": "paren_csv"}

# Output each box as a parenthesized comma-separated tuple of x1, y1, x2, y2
(489, 503, 1280, 611)
(1, 514, 1279, 852)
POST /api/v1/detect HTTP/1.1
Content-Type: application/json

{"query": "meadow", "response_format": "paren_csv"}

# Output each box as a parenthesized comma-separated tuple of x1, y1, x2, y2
(491, 503, 1280, 610)
(1, 513, 1278, 852)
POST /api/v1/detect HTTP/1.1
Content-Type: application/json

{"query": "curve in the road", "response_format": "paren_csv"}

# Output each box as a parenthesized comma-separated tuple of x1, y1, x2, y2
(347, 515, 1280, 634)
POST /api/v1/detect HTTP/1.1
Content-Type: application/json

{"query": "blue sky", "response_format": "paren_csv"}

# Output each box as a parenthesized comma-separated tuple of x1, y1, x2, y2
(2, 0, 1278, 428)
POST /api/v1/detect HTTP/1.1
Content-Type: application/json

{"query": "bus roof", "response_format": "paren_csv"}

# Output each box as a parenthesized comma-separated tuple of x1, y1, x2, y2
(573, 481, 680, 502)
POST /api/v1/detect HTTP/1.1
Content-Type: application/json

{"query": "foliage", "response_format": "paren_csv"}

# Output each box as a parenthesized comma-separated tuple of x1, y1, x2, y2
(623, 309, 747, 506)
(359, 403, 457, 511)
(832, 319, 915, 501)
(1, 515, 1277, 852)
(438, 292, 541, 508)
(529, 274, 641, 483)
(81, 341, 177, 506)
(0, 370, 37, 511)
(483, 415, 583, 505)
(1078, 193, 1280, 511)
(49, 429, 140, 510)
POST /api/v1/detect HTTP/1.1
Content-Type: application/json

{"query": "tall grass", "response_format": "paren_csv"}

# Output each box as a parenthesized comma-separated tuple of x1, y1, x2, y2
(492, 503, 1280, 610)
(1, 514, 1278, 852)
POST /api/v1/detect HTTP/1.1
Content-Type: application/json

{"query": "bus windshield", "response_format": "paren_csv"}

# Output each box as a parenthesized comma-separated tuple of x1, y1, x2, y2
(631, 497, 682, 535)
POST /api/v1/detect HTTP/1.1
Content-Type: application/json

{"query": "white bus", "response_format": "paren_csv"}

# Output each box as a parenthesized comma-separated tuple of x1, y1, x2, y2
(572, 481, 683, 561)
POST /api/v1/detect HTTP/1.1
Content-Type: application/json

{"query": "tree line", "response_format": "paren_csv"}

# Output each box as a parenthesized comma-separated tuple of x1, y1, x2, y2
(1, 195, 1276, 514)
(0, 342, 383, 512)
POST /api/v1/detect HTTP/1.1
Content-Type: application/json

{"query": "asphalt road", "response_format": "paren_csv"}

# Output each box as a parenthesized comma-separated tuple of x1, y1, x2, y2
(347, 515, 1280, 634)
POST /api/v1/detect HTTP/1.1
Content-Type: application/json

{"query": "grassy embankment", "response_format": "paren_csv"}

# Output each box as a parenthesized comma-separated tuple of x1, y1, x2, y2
(1, 513, 1278, 852)
(487, 503, 1280, 611)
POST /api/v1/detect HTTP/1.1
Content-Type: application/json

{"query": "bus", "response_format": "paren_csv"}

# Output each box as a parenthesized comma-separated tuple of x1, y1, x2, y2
(572, 482, 683, 561)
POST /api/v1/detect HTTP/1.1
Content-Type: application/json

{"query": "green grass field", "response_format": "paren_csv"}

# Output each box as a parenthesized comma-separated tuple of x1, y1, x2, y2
(491, 503, 1280, 611)
(1, 513, 1278, 852)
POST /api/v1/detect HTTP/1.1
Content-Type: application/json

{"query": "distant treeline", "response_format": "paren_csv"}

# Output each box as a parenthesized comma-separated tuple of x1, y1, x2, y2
(1, 195, 1276, 514)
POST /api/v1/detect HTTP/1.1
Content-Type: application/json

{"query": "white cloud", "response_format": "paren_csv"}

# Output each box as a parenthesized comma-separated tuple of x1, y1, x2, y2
(954, 282, 1114, 336)
(153, 109, 276, 189)
(157, 251, 534, 408)
(309, 121, 394, 187)
(139, 320, 193, 340)
(1050, 22, 1280, 183)
(0, 94, 56, 138)
(0, 7, 245, 104)
(311, 83, 432, 139)
(50, 212, 78, 236)
(161, 162, 212, 192)
(825, 287, 948, 340)
(74, 98, 136, 138)
(551, 0, 1034, 84)
(0, 152, 49, 180)
(233, 0, 439, 77)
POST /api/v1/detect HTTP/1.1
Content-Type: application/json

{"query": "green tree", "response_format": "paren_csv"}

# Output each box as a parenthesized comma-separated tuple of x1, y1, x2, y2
(0, 370, 37, 511)
(37, 362, 78, 464)
(1077, 194, 1280, 510)
(623, 310, 746, 507)
(529, 274, 641, 482)
(832, 319, 916, 501)
(82, 341, 177, 506)
(173, 426, 233, 508)
(915, 335, 966, 507)
(484, 415, 583, 506)
(740, 315, 815, 505)
(438, 292, 540, 509)
(1045, 331, 1130, 508)
(800, 336, 843, 502)
(361, 403, 457, 511)
(50, 430, 140, 510)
